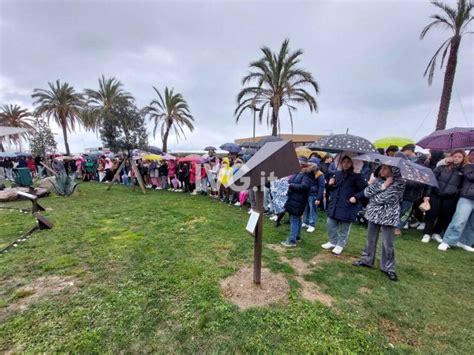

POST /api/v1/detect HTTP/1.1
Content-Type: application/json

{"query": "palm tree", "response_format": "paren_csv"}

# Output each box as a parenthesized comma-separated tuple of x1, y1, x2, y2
(0, 104, 34, 152)
(235, 39, 319, 136)
(421, 0, 473, 130)
(32, 80, 83, 155)
(144, 87, 194, 152)
(82, 75, 133, 131)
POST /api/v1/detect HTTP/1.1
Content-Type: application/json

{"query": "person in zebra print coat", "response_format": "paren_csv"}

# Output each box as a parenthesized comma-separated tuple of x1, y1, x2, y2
(353, 165, 405, 281)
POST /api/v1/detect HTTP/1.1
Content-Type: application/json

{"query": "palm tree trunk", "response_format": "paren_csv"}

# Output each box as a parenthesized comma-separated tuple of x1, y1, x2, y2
(61, 120, 71, 155)
(162, 125, 171, 153)
(436, 35, 461, 131)
(271, 107, 279, 136)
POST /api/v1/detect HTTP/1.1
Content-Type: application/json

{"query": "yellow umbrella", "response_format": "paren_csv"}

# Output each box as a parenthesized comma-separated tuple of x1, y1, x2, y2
(142, 154, 162, 161)
(295, 146, 313, 158)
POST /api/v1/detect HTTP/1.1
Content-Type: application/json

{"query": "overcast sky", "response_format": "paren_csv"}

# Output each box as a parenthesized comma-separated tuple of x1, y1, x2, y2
(1, 0, 473, 153)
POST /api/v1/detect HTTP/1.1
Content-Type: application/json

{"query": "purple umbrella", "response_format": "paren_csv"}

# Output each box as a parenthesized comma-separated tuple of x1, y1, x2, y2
(353, 153, 438, 187)
(417, 127, 474, 150)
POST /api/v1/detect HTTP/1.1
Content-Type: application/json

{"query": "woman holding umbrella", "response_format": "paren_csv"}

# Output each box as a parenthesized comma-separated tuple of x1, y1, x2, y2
(353, 165, 405, 281)
(421, 150, 466, 244)
(322, 154, 367, 255)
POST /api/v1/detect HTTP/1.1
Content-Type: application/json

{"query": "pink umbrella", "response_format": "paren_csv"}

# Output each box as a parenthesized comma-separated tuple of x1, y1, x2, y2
(179, 154, 203, 163)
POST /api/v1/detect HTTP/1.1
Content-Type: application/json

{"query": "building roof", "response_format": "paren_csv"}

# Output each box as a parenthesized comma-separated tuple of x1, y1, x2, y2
(235, 134, 324, 144)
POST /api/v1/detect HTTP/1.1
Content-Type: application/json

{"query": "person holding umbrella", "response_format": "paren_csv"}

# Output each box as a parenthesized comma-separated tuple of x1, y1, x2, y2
(322, 154, 367, 255)
(438, 149, 474, 252)
(353, 165, 405, 281)
(421, 150, 465, 244)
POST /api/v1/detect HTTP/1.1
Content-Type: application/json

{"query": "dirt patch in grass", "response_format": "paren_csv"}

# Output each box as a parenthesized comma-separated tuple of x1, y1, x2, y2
(379, 318, 421, 348)
(265, 244, 286, 254)
(294, 276, 333, 306)
(184, 216, 207, 227)
(358, 287, 372, 295)
(220, 266, 289, 309)
(0, 275, 77, 318)
(280, 256, 311, 275)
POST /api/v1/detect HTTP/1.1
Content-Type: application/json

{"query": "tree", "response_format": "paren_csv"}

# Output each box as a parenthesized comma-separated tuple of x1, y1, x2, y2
(144, 87, 194, 153)
(32, 80, 83, 155)
(235, 39, 319, 136)
(29, 118, 57, 157)
(0, 104, 34, 152)
(421, 0, 473, 130)
(82, 75, 133, 131)
(100, 99, 148, 154)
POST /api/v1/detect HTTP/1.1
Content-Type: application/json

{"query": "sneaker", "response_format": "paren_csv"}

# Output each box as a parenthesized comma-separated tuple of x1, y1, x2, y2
(296, 238, 302, 243)
(432, 234, 443, 243)
(421, 234, 431, 243)
(306, 226, 315, 233)
(416, 222, 425, 230)
(302, 223, 308, 228)
(456, 242, 474, 252)
(269, 215, 278, 221)
(332, 245, 343, 255)
(403, 223, 409, 230)
(383, 271, 398, 282)
(438, 242, 450, 251)
(234, 202, 241, 206)
(321, 242, 336, 250)
(409, 221, 421, 228)
(281, 240, 297, 248)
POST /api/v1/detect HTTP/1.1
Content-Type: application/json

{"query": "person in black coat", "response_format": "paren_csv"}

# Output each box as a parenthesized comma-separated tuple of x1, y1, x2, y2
(421, 150, 465, 244)
(281, 157, 314, 247)
(322, 155, 367, 255)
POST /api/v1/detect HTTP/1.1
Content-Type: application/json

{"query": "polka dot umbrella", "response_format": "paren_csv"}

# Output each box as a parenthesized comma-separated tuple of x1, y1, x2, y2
(353, 153, 438, 187)
(308, 134, 377, 154)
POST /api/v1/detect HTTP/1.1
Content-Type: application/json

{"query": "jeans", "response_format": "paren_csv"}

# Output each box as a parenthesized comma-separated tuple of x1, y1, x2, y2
(443, 198, 474, 246)
(288, 214, 302, 244)
(460, 211, 474, 246)
(161, 176, 168, 189)
(397, 200, 413, 228)
(303, 195, 318, 227)
(5, 168, 13, 181)
(264, 187, 272, 211)
(327, 217, 352, 247)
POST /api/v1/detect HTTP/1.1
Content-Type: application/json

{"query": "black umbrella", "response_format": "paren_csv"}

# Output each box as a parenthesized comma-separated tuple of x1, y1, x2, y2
(239, 141, 260, 149)
(148, 146, 163, 155)
(257, 136, 284, 147)
(308, 134, 376, 154)
(353, 153, 438, 187)
(220, 143, 241, 153)
(204, 146, 217, 151)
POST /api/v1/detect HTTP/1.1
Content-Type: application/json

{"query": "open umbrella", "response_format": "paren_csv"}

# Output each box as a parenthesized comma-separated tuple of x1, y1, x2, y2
(239, 141, 260, 149)
(161, 153, 176, 160)
(142, 154, 162, 161)
(0, 151, 18, 158)
(353, 153, 438, 187)
(417, 127, 474, 150)
(220, 143, 241, 153)
(373, 137, 415, 149)
(308, 134, 376, 154)
(295, 146, 313, 158)
(258, 136, 283, 147)
(148, 146, 163, 155)
(204, 146, 217, 151)
(240, 148, 257, 155)
(179, 154, 203, 163)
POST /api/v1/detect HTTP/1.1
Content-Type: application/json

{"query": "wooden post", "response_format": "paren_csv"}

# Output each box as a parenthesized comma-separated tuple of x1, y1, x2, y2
(254, 189, 264, 284)
(130, 159, 147, 194)
(106, 159, 126, 190)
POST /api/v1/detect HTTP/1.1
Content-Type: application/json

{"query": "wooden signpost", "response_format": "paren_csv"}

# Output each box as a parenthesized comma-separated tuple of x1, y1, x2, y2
(227, 140, 300, 284)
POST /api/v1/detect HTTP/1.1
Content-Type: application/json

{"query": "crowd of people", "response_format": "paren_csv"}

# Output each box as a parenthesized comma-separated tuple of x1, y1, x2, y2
(1, 144, 473, 281)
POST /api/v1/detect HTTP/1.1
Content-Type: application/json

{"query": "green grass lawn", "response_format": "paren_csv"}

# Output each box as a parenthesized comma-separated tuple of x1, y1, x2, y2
(1, 183, 473, 353)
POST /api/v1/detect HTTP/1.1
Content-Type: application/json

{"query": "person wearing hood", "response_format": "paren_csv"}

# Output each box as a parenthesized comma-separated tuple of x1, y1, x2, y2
(218, 157, 233, 203)
(438, 149, 474, 252)
(353, 165, 406, 281)
(421, 150, 465, 244)
(281, 157, 314, 247)
(322, 155, 367, 255)
(302, 158, 325, 233)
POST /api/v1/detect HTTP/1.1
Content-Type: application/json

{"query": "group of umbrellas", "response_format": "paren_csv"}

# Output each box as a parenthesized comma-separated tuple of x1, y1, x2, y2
(308, 127, 474, 188)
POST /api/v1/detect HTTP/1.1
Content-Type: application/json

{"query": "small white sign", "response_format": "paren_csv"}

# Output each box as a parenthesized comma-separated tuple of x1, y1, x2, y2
(246, 211, 260, 236)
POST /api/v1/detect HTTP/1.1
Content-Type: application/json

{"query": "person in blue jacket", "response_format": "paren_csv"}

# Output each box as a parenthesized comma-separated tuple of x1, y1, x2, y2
(322, 155, 367, 255)
(302, 158, 325, 233)
(281, 157, 315, 247)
